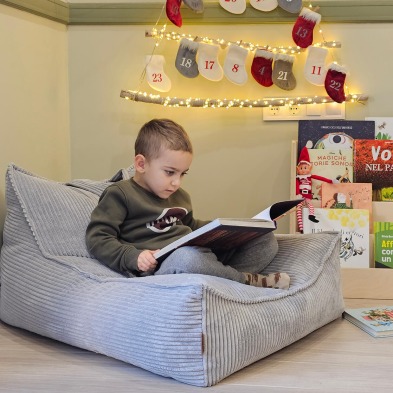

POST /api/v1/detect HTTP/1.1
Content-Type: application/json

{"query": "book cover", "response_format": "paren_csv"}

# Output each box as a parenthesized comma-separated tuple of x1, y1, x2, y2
(321, 182, 372, 231)
(365, 116, 393, 140)
(343, 306, 393, 338)
(297, 120, 375, 157)
(353, 139, 393, 201)
(308, 148, 353, 201)
(154, 199, 302, 262)
(302, 208, 370, 268)
(374, 221, 393, 269)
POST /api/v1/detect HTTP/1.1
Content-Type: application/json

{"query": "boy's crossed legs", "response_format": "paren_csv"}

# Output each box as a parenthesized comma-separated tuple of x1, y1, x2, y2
(155, 233, 290, 289)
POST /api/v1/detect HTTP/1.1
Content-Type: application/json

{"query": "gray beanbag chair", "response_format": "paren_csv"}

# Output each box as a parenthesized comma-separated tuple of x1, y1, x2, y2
(0, 164, 344, 387)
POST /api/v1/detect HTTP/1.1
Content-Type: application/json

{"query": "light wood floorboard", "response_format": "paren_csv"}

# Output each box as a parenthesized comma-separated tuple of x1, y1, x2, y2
(1, 298, 392, 392)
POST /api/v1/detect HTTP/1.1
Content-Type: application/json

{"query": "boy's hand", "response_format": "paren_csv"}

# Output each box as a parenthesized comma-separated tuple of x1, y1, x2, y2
(137, 250, 159, 272)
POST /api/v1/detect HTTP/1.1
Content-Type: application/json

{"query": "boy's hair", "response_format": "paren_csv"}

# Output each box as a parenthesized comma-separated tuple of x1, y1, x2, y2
(135, 119, 193, 159)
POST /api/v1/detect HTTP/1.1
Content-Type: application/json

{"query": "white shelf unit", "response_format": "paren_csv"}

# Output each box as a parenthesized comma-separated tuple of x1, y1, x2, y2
(289, 140, 393, 300)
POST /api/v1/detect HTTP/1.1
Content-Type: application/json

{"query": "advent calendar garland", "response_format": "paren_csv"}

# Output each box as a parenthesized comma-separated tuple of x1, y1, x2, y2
(122, 3, 368, 108)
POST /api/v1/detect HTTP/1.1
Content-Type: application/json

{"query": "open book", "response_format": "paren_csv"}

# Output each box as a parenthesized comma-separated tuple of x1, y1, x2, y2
(154, 199, 302, 262)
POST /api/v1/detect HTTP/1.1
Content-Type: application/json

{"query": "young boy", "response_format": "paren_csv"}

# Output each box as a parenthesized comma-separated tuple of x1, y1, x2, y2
(86, 119, 289, 289)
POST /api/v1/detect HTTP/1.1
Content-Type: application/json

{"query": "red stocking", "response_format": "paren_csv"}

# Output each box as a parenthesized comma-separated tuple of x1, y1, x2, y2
(251, 49, 274, 87)
(292, 8, 321, 49)
(325, 63, 347, 103)
(166, 0, 182, 27)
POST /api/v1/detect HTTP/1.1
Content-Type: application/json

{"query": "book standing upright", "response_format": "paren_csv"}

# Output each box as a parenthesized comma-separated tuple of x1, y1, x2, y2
(374, 221, 393, 268)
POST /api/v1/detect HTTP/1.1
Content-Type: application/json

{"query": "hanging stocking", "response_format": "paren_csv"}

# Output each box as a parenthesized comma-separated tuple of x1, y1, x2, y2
(223, 45, 249, 85)
(197, 42, 223, 82)
(251, 49, 274, 87)
(219, 0, 246, 14)
(166, 0, 182, 27)
(183, 0, 204, 13)
(272, 53, 296, 90)
(304, 46, 328, 86)
(175, 38, 199, 78)
(145, 55, 172, 92)
(277, 0, 302, 14)
(325, 63, 347, 103)
(250, 0, 278, 12)
(292, 7, 321, 49)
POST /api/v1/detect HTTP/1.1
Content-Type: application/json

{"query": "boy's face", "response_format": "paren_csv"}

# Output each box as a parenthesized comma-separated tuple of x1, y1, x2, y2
(134, 149, 193, 199)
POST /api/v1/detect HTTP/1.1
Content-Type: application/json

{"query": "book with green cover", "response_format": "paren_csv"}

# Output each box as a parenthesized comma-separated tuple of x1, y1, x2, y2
(374, 221, 393, 268)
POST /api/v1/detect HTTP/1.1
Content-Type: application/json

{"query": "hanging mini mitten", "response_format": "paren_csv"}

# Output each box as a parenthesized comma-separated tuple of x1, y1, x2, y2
(219, 0, 246, 14)
(250, 0, 278, 12)
(325, 63, 347, 103)
(166, 0, 182, 27)
(183, 0, 204, 13)
(292, 7, 321, 49)
(304, 46, 328, 86)
(197, 42, 224, 81)
(145, 55, 172, 92)
(272, 53, 296, 90)
(251, 49, 274, 87)
(277, 0, 302, 14)
(223, 44, 249, 85)
(175, 38, 199, 78)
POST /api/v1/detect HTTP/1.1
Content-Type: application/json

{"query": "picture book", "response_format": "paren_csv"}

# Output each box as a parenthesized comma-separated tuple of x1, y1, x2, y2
(343, 306, 393, 338)
(353, 139, 393, 201)
(297, 120, 375, 157)
(154, 199, 302, 262)
(302, 208, 370, 268)
(321, 182, 372, 231)
(374, 221, 393, 269)
(365, 116, 393, 140)
(308, 148, 353, 202)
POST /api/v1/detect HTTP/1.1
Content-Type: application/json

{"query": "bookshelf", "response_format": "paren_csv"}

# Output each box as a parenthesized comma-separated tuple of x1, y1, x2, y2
(290, 140, 393, 300)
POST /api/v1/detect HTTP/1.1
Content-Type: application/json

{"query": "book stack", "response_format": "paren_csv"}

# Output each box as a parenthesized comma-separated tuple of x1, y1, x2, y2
(296, 119, 393, 270)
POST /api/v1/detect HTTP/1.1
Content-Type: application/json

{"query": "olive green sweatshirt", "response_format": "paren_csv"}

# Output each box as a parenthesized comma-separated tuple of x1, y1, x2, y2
(85, 178, 207, 275)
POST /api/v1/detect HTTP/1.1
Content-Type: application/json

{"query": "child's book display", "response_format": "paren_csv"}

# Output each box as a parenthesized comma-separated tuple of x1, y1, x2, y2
(343, 306, 393, 337)
(353, 139, 393, 201)
(308, 148, 353, 201)
(297, 120, 375, 156)
(374, 222, 393, 269)
(154, 199, 302, 262)
(302, 208, 370, 268)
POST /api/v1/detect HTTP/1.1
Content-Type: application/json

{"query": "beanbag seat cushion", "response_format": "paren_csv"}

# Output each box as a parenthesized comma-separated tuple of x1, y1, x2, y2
(0, 164, 344, 387)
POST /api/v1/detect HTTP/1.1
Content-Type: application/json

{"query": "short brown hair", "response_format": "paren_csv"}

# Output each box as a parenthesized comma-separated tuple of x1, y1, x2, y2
(135, 119, 193, 160)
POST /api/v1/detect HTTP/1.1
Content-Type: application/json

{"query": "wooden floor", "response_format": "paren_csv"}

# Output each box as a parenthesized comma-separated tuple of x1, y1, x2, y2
(1, 298, 392, 393)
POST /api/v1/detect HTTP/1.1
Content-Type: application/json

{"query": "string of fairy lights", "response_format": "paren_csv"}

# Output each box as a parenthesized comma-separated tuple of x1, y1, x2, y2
(121, 3, 368, 109)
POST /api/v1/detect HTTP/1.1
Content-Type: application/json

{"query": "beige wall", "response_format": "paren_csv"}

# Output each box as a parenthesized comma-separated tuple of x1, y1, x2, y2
(0, 5, 70, 244)
(2, 2, 393, 236)
(68, 22, 386, 231)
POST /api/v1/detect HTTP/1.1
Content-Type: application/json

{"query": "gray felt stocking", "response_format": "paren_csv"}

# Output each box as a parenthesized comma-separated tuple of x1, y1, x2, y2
(175, 38, 199, 78)
(272, 53, 297, 90)
(183, 0, 204, 13)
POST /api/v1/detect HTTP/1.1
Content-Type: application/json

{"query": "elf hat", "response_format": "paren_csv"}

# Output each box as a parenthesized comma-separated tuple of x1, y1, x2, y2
(298, 146, 311, 166)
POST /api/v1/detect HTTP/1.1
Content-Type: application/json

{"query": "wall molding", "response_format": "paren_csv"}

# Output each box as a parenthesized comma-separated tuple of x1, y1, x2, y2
(2, 0, 393, 25)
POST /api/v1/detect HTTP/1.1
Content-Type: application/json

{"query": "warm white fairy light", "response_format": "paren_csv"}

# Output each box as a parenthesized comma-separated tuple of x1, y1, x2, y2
(120, 90, 368, 109)
(145, 28, 341, 53)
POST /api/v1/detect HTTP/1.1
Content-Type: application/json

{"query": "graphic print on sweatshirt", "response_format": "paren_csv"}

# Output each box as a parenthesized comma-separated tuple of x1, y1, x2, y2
(147, 207, 188, 233)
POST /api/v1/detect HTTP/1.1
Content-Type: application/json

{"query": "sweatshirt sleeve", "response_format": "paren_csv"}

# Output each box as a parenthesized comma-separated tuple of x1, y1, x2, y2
(85, 185, 141, 274)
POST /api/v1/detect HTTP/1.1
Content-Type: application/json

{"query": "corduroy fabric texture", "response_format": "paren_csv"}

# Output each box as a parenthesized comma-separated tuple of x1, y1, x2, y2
(0, 164, 344, 387)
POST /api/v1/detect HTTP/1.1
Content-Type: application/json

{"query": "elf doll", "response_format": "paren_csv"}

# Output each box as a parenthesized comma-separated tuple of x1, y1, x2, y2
(295, 146, 338, 232)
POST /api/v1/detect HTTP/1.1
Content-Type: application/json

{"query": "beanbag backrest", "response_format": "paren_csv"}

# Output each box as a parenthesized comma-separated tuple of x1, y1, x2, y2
(4, 164, 110, 258)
